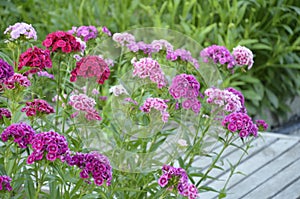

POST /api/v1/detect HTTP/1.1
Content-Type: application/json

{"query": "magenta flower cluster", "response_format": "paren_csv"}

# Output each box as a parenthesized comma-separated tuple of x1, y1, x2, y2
(3, 73, 31, 89)
(68, 26, 98, 42)
(232, 45, 254, 69)
(256, 120, 269, 131)
(158, 165, 199, 199)
(132, 57, 167, 88)
(0, 58, 14, 82)
(169, 74, 201, 113)
(204, 87, 244, 113)
(21, 99, 55, 117)
(222, 112, 258, 138)
(27, 131, 69, 164)
(65, 151, 112, 186)
(1, 122, 35, 148)
(4, 22, 37, 41)
(102, 26, 112, 36)
(0, 108, 11, 120)
(0, 175, 12, 192)
(200, 45, 235, 69)
(68, 94, 102, 121)
(140, 97, 169, 122)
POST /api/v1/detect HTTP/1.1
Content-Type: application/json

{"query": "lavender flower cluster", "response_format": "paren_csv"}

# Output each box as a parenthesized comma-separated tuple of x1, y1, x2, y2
(68, 26, 98, 42)
(169, 74, 201, 113)
(4, 22, 37, 41)
(158, 165, 198, 199)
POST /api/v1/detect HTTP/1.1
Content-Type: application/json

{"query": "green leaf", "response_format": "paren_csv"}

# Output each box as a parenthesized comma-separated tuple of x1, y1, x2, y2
(251, 43, 272, 51)
(265, 89, 279, 108)
(24, 172, 35, 199)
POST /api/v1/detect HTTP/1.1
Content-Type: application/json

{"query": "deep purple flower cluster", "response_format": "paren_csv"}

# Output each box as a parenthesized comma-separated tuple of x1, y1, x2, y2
(0, 108, 11, 120)
(0, 175, 12, 192)
(256, 120, 268, 131)
(68, 26, 98, 42)
(169, 74, 201, 113)
(65, 151, 112, 186)
(200, 45, 235, 69)
(3, 73, 31, 89)
(4, 22, 37, 41)
(222, 112, 258, 138)
(232, 45, 254, 70)
(21, 99, 55, 117)
(0, 58, 14, 82)
(132, 57, 167, 88)
(1, 122, 35, 148)
(166, 48, 199, 69)
(140, 97, 169, 122)
(27, 131, 69, 164)
(158, 165, 199, 199)
(204, 87, 243, 113)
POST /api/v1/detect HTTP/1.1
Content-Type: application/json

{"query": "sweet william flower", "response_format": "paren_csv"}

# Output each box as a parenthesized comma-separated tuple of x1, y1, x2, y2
(0, 59, 14, 83)
(0, 175, 12, 192)
(4, 22, 37, 41)
(42, 31, 81, 53)
(1, 122, 35, 148)
(21, 99, 54, 117)
(70, 55, 110, 85)
(68, 26, 98, 42)
(232, 45, 254, 70)
(3, 73, 31, 89)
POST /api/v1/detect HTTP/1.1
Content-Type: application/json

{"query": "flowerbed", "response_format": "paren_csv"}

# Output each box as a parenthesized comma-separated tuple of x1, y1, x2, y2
(0, 22, 268, 198)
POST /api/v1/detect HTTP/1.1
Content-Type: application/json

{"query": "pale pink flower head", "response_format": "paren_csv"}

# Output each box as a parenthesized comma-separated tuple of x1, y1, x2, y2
(232, 45, 254, 70)
(132, 57, 167, 88)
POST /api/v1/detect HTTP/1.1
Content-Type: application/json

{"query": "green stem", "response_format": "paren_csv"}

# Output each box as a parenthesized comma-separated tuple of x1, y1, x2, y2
(34, 161, 49, 199)
(55, 56, 63, 127)
(196, 133, 235, 187)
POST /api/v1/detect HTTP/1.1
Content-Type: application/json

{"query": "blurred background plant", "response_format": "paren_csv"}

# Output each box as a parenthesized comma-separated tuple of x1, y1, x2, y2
(1, 0, 299, 128)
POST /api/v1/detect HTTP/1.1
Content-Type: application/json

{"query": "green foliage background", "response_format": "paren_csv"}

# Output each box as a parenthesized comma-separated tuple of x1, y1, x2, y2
(1, 0, 300, 128)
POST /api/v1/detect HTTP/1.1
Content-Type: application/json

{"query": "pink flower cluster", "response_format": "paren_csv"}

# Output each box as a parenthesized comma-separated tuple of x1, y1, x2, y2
(0, 175, 12, 192)
(0, 108, 11, 120)
(21, 99, 55, 117)
(70, 55, 110, 85)
(222, 112, 258, 138)
(150, 39, 174, 53)
(256, 120, 268, 131)
(200, 45, 235, 69)
(0, 58, 14, 82)
(140, 97, 169, 122)
(1, 122, 35, 148)
(232, 45, 254, 70)
(65, 151, 112, 186)
(27, 131, 69, 164)
(112, 32, 135, 46)
(3, 73, 31, 89)
(18, 47, 52, 74)
(132, 57, 167, 88)
(166, 48, 200, 69)
(42, 31, 81, 53)
(4, 22, 37, 41)
(204, 87, 244, 113)
(68, 94, 101, 121)
(158, 165, 199, 199)
(169, 74, 201, 113)
(68, 26, 98, 42)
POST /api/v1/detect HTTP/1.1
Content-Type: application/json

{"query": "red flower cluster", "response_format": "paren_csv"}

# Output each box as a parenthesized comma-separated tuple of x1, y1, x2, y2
(18, 47, 52, 74)
(21, 99, 55, 117)
(70, 56, 110, 84)
(42, 31, 81, 53)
